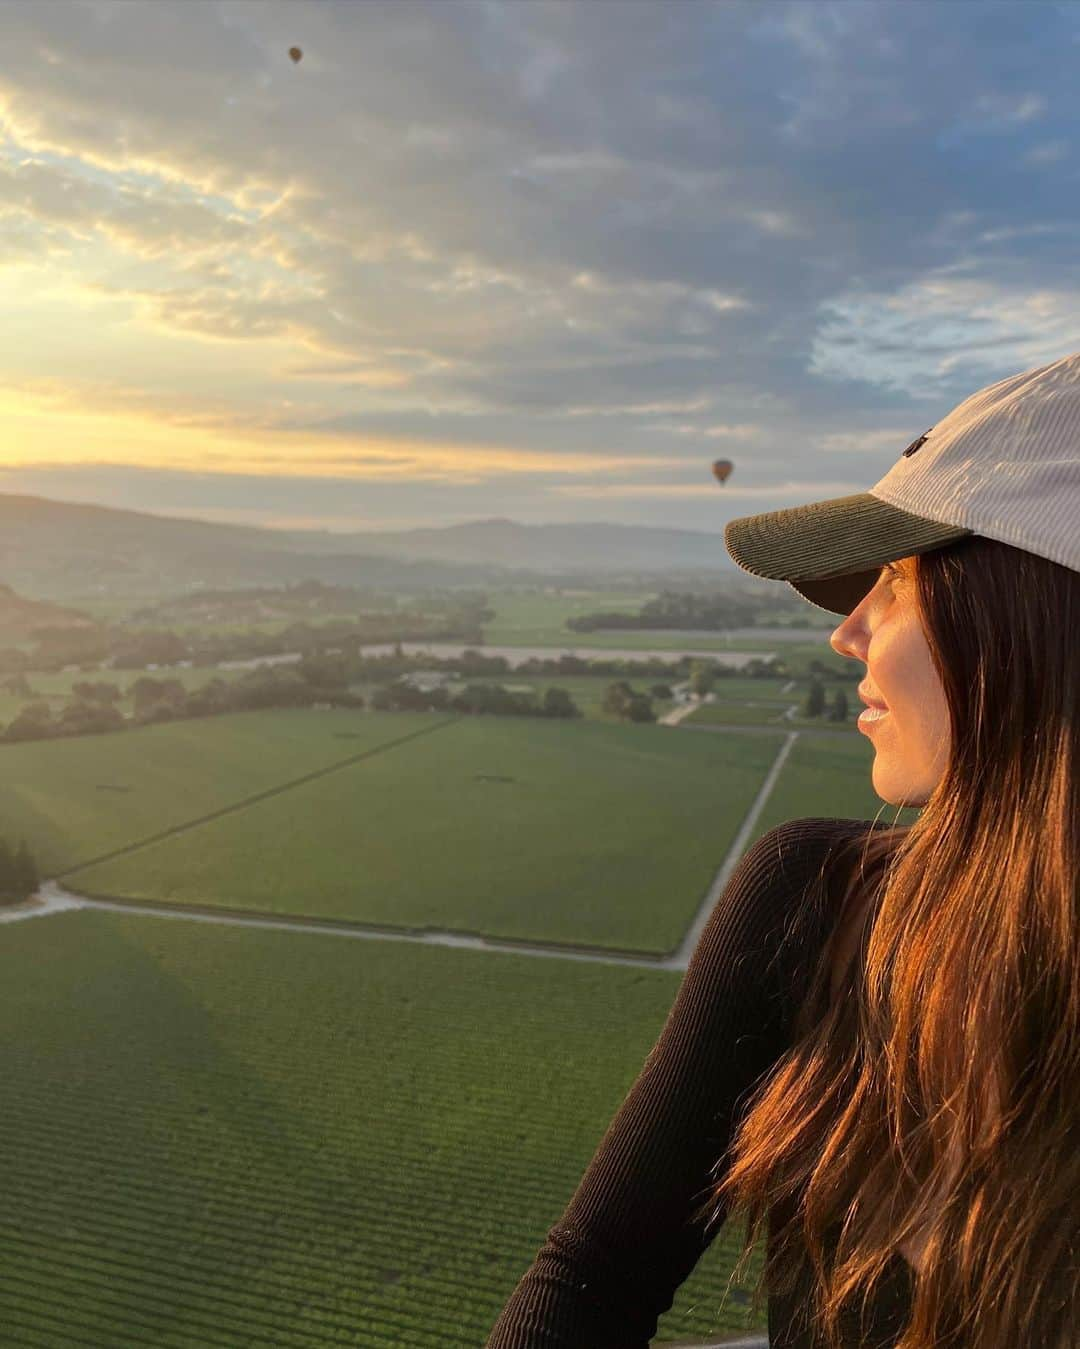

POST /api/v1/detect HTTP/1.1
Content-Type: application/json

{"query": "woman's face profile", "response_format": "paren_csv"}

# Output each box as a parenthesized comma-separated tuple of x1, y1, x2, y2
(829, 556, 950, 808)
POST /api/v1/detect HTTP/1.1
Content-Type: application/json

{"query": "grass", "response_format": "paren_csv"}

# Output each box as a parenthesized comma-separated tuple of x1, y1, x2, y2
(0, 911, 766, 1347)
(481, 588, 655, 646)
(685, 702, 796, 726)
(69, 716, 784, 954)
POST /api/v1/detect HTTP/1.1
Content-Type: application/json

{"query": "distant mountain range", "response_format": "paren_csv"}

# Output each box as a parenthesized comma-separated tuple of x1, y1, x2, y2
(0, 494, 749, 600)
(294, 516, 739, 573)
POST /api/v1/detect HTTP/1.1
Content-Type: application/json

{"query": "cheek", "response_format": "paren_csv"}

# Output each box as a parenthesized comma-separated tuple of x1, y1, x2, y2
(891, 632, 950, 756)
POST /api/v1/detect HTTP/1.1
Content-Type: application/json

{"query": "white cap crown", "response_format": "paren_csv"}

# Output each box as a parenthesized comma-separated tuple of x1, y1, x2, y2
(871, 353, 1080, 573)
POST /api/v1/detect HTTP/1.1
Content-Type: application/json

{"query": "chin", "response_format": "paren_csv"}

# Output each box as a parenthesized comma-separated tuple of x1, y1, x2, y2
(872, 777, 930, 811)
(871, 763, 928, 810)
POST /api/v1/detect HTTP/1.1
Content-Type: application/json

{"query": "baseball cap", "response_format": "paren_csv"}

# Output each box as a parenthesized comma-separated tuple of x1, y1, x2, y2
(724, 352, 1080, 615)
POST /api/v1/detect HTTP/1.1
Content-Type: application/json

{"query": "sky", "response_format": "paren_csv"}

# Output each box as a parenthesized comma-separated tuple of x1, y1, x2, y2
(0, 0, 1078, 534)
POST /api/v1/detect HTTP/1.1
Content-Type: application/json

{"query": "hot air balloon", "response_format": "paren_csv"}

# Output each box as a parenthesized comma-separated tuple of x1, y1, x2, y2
(289, 47, 303, 63)
(711, 458, 733, 485)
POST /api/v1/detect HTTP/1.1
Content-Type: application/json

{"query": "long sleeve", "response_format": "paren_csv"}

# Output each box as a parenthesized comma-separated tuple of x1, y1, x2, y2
(486, 817, 872, 1349)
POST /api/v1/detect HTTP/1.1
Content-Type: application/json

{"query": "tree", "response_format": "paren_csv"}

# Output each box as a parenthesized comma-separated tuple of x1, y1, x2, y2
(56, 700, 125, 736)
(650, 683, 673, 701)
(3, 701, 54, 742)
(370, 684, 395, 711)
(828, 689, 849, 722)
(298, 653, 350, 689)
(745, 657, 780, 680)
(541, 687, 581, 719)
(72, 680, 121, 703)
(625, 692, 656, 723)
(0, 838, 15, 898)
(602, 681, 634, 718)
(803, 677, 826, 718)
(602, 682, 654, 722)
(688, 661, 715, 698)
(13, 839, 37, 897)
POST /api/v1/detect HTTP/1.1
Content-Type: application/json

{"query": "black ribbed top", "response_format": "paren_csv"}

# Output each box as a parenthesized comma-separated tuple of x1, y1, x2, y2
(485, 816, 914, 1348)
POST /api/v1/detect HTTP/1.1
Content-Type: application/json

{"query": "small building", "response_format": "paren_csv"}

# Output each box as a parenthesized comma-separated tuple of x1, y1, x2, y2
(401, 670, 455, 693)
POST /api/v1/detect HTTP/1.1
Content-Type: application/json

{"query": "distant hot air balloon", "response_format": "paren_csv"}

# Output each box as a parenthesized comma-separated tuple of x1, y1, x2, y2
(711, 458, 734, 485)
(288, 46, 303, 63)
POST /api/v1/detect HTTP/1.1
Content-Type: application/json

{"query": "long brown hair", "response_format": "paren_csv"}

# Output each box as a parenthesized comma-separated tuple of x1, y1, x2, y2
(701, 535, 1079, 1346)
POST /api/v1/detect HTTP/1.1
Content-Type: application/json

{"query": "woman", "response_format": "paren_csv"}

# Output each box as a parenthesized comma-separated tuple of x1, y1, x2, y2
(486, 354, 1079, 1348)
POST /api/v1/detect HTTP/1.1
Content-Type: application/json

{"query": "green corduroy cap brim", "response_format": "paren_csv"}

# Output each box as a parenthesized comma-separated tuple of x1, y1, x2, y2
(723, 492, 972, 616)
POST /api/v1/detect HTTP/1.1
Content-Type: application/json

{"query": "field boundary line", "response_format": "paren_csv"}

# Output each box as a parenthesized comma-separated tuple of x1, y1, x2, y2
(667, 729, 799, 969)
(54, 715, 462, 881)
(40, 730, 800, 973)
(37, 882, 686, 970)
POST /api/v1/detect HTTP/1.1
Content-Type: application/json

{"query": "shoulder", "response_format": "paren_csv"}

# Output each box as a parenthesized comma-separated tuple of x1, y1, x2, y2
(691, 817, 888, 1011)
(724, 816, 886, 919)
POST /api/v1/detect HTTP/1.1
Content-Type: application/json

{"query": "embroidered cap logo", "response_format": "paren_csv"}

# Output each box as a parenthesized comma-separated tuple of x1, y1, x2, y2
(902, 428, 932, 458)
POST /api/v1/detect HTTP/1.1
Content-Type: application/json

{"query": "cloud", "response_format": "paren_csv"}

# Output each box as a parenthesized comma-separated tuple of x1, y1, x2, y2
(0, 374, 706, 482)
(809, 274, 1080, 395)
(815, 428, 915, 455)
(0, 0, 1077, 528)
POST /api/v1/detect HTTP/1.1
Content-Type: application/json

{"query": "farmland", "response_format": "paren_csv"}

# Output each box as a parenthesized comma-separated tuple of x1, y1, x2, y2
(0, 910, 764, 1348)
(0, 709, 441, 876)
(482, 588, 836, 654)
(66, 714, 785, 954)
(0, 662, 907, 1347)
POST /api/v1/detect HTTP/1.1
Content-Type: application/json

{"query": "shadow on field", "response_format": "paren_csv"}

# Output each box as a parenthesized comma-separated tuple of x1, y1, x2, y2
(0, 910, 429, 1343)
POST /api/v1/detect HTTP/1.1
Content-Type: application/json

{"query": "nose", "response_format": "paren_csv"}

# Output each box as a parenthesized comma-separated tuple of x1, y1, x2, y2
(830, 599, 870, 663)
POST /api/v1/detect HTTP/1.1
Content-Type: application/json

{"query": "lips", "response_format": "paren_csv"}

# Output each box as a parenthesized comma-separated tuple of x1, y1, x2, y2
(858, 687, 889, 710)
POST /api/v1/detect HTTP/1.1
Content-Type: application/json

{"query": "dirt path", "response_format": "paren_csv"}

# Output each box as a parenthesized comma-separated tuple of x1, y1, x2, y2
(669, 730, 798, 967)
(658, 697, 701, 726)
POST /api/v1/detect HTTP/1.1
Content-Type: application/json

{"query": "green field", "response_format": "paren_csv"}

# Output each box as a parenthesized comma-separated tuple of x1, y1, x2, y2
(0, 697, 913, 1347)
(0, 709, 443, 875)
(684, 702, 795, 726)
(68, 716, 784, 954)
(702, 677, 801, 703)
(481, 589, 655, 646)
(482, 589, 842, 662)
(749, 732, 920, 841)
(0, 912, 765, 1347)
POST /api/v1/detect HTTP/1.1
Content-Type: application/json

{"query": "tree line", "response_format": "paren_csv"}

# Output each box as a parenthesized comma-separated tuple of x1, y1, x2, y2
(0, 661, 589, 742)
(1, 664, 367, 743)
(0, 837, 39, 905)
(566, 589, 761, 633)
(372, 681, 581, 719)
(802, 678, 849, 721)
(0, 596, 493, 677)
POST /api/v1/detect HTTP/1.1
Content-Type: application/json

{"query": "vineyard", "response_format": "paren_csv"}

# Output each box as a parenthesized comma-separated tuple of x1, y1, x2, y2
(64, 716, 784, 954)
(0, 910, 765, 1347)
(0, 697, 908, 1346)
(0, 709, 440, 877)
